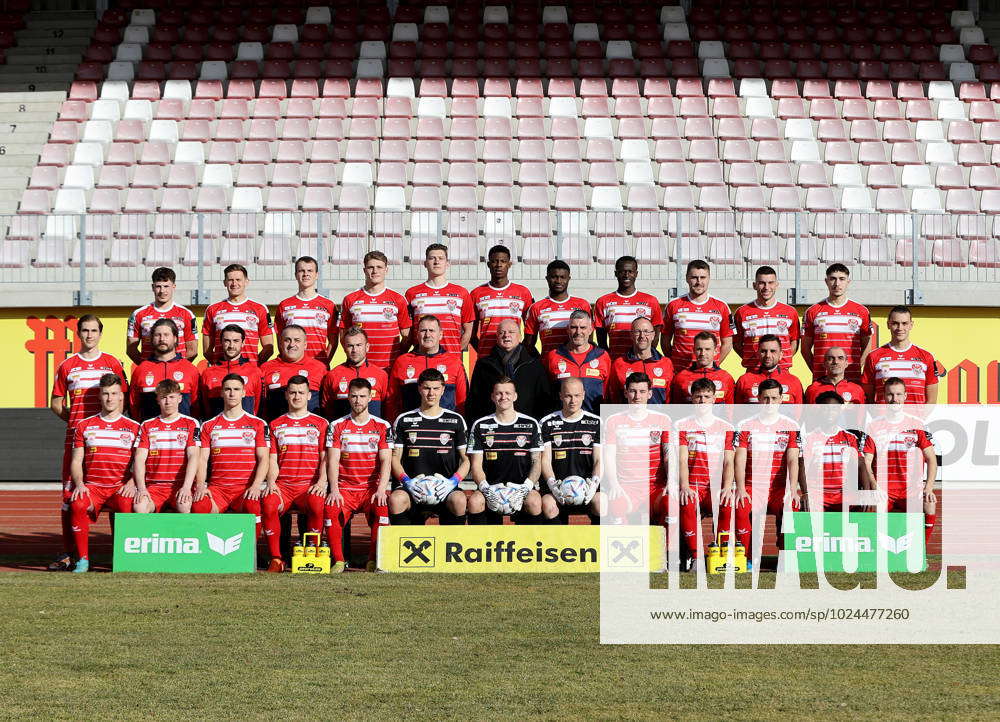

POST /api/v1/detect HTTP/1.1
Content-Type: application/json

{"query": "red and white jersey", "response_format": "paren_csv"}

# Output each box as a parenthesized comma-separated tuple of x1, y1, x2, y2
(52, 352, 128, 429)
(201, 411, 269, 487)
(405, 281, 475, 353)
(73, 413, 139, 487)
(801, 429, 860, 495)
(202, 298, 273, 364)
(864, 416, 933, 495)
(861, 343, 938, 404)
(136, 414, 201, 486)
(338, 287, 411, 370)
(524, 296, 594, 355)
(677, 416, 735, 490)
(803, 299, 874, 381)
(733, 300, 801, 370)
(269, 412, 329, 487)
(127, 302, 198, 358)
(605, 410, 671, 487)
(735, 415, 800, 490)
(804, 378, 865, 404)
(275, 293, 337, 364)
(470, 282, 534, 358)
(593, 290, 664, 358)
(326, 415, 391, 490)
(663, 295, 734, 369)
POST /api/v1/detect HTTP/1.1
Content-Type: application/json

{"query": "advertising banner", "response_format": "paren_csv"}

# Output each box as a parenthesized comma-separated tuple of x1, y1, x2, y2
(113, 513, 256, 573)
(782, 511, 926, 573)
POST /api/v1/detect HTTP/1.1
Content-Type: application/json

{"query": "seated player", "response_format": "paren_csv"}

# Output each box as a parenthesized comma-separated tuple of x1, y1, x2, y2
(258, 325, 327, 421)
(720, 379, 801, 571)
(734, 334, 804, 404)
(67, 374, 139, 573)
(676, 378, 735, 571)
(260, 375, 329, 573)
(670, 332, 735, 403)
(132, 379, 201, 514)
(798, 391, 870, 512)
(804, 346, 865, 404)
(129, 318, 200, 421)
(386, 315, 467, 420)
(466, 377, 544, 525)
(388, 369, 471, 525)
(198, 324, 262, 419)
(539, 378, 604, 524)
(542, 310, 612, 414)
(325, 378, 393, 571)
(321, 326, 389, 420)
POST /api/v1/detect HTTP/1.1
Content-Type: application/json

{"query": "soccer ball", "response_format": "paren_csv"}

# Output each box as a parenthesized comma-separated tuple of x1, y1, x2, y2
(421, 473, 453, 504)
(486, 483, 527, 515)
(555, 476, 589, 506)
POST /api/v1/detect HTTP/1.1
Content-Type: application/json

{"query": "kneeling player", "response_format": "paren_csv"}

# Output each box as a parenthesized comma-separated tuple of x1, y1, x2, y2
(539, 378, 603, 524)
(67, 374, 139, 572)
(133, 380, 201, 514)
(261, 375, 328, 572)
(467, 377, 544, 524)
(388, 369, 470, 525)
(325, 378, 392, 571)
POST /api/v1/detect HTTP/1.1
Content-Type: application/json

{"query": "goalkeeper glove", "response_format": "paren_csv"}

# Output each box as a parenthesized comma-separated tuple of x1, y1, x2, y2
(583, 475, 600, 504)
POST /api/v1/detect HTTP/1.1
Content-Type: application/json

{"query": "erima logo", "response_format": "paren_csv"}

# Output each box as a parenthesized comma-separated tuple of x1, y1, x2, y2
(794, 533, 873, 553)
(122, 532, 244, 555)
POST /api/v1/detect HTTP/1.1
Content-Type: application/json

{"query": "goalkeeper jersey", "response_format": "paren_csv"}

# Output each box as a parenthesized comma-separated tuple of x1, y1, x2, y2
(467, 413, 542, 485)
(539, 410, 601, 481)
(392, 408, 468, 480)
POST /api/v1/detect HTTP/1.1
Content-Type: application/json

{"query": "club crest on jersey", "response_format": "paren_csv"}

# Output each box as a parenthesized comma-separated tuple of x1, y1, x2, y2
(709, 316, 721, 330)
(408, 432, 417, 444)
(447, 299, 457, 311)
(120, 433, 132, 444)
(553, 434, 563, 446)
(650, 430, 661, 443)
(245, 313, 255, 324)
(581, 433, 593, 447)
(485, 435, 494, 447)
(383, 306, 396, 319)
(843, 392, 854, 401)
(557, 360, 567, 373)
(405, 366, 415, 379)
(635, 306, 649, 318)
(367, 377, 377, 387)
(368, 437, 378, 450)
(516, 435, 528, 447)
(175, 432, 187, 444)
(436, 364, 447, 373)
(777, 320, 789, 332)
(339, 380, 348, 392)
(775, 435, 788, 450)
(300, 370, 309, 377)
(271, 373, 280, 383)
(509, 301, 521, 314)
(439, 433, 451, 445)
(306, 429, 319, 442)
(145, 373, 155, 386)
(848, 318, 860, 331)
(653, 367, 663, 377)
(242, 431, 254, 444)
(912, 363, 924, 374)
(589, 359, 600, 368)
(904, 436, 916, 448)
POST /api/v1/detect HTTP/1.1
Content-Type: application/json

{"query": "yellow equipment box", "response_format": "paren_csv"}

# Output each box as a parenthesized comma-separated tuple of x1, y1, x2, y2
(707, 530, 747, 574)
(291, 532, 331, 574)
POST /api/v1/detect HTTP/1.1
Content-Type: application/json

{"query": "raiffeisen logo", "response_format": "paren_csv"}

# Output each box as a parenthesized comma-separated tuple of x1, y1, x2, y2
(794, 533, 873, 553)
(444, 540, 598, 564)
(122, 532, 244, 556)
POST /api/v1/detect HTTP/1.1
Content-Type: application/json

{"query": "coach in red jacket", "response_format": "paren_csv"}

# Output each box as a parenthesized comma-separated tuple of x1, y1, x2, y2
(386, 314, 467, 421)
(130, 318, 200, 421)
(543, 310, 611, 413)
(607, 317, 674, 404)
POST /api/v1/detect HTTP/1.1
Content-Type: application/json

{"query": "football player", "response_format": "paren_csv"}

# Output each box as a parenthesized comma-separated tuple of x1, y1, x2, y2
(275, 256, 338, 365)
(202, 263, 274, 364)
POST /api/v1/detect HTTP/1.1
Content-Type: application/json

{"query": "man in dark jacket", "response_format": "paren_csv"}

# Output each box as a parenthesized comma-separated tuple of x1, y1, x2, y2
(467, 319, 553, 423)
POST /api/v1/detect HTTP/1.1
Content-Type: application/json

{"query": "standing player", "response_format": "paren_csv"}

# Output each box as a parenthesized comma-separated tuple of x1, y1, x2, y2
(804, 347, 865, 404)
(49, 314, 127, 571)
(405, 244, 475, 353)
(607, 317, 674, 404)
(523, 259, 592, 354)
(132, 380, 201, 514)
(662, 259, 734, 370)
(67, 374, 139, 572)
(260, 376, 329, 573)
(733, 266, 800, 371)
(386, 315, 468, 420)
(470, 244, 534, 359)
(466, 377, 544, 524)
(802, 263, 874, 382)
(593, 255, 664, 358)
(798, 391, 869, 512)
(677, 378, 735, 571)
(129, 319, 200, 421)
(198, 325, 262, 418)
(338, 250, 411, 372)
(388, 369, 471, 525)
(670, 332, 736, 404)
(325, 378, 392, 572)
(539, 378, 603, 524)
(543, 310, 612, 414)
(861, 306, 940, 404)
(734, 334, 804, 404)
(275, 256, 338, 366)
(126, 267, 199, 364)
(321, 327, 389, 420)
(258, 325, 327, 420)
(202, 263, 274, 364)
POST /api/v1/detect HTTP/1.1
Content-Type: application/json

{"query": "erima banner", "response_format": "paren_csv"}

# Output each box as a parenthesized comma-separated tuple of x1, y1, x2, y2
(113, 513, 256, 573)
(379, 525, 666, 573)
(783, 512, 926, 573)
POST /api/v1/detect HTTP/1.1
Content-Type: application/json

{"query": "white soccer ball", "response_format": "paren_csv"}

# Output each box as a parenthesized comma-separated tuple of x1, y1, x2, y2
(486, 483, 527, 515)
(555, 476, 589, 506)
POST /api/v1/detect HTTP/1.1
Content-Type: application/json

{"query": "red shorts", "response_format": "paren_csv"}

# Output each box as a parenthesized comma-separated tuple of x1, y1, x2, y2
(885, 492, 921, 512)
(272, 484, 316, 513)
(80, 484, 132, 518)
(204, 485, 252, 513)
(681, 485, 713, 513)
(748, 485, 798, 516)
(146, 484, 181, 512)
(327, 486, 380, 519)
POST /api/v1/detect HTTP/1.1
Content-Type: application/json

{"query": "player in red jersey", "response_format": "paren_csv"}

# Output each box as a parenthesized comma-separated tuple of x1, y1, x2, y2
(798, 391, 870, 511)
(127, 266, 198, 364)
(386, 315, 468, 420)
(670, 332, 736, 404)
(325, 378, 392, 572)
(733, 265, 801, 371)
(258, 325, 327, 420)
(804, 347, 866, 404)
(734, 334, 804, 404)
(202, 263, 274, 364)
(662, 259, 734, 369)
(198, 325, 262, 419)
(67, 374, 139, 572)
(594, 255, 664, 358)
(49, 314, 127, 571)
(470, 244, 534, 359)
(275, 256, 338, 366)
(132, 380, 201, 514)
(321, 326, 389, 420)
(802, 263, 874, 382)
(338, 250, 411, 372)
(543, 310, 612, 413)
(405, 243, 474, 354)
(130, 319, 201, 421)
(607, 317, 674, 403)
(524, 260, 593, 355)
(191, 375, 270, 535)
(862, 378, 938, 545)
(861, 306, 941, 404)
(720, 380, 801, 570)
(260, 376, 329, 573)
